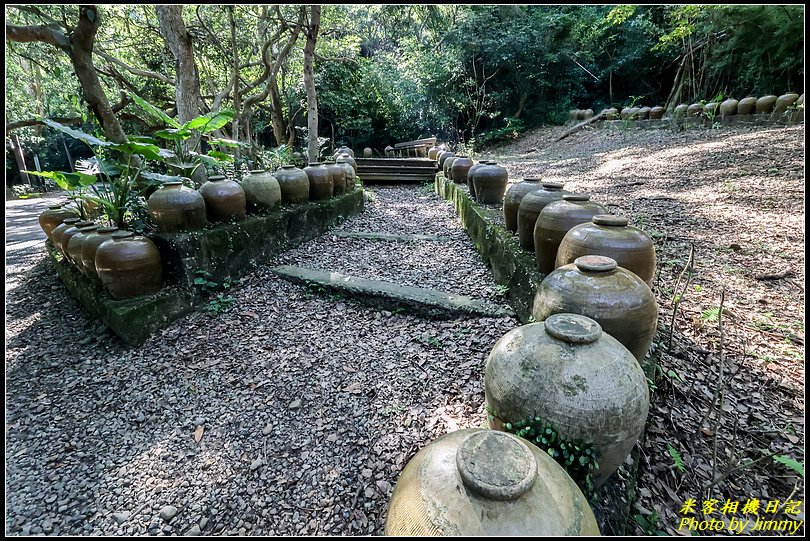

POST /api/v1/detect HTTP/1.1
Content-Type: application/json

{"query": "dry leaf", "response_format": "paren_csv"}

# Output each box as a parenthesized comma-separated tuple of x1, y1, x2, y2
(194, 425, 204, 443)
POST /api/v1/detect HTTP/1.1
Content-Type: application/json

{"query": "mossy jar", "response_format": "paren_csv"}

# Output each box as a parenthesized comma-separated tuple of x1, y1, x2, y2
(303, 162, 333, 200)
(503, 179, 543, 233)
(241, 170, 281, 212)
(95, 231, 162, 300)
(39, 204, 79, 240)
(516, 183, 568, 251)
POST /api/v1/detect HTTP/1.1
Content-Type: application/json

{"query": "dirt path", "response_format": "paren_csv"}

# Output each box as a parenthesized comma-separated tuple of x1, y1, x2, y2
(492, 123, 805, 535)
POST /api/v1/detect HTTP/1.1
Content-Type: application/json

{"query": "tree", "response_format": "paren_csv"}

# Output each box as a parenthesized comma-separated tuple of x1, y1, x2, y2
(303, 5, 321, 161)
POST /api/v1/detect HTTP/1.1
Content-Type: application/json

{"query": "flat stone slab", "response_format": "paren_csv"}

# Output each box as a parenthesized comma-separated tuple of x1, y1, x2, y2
(270, 265, 513, 318)
(333, 231, 451, 242)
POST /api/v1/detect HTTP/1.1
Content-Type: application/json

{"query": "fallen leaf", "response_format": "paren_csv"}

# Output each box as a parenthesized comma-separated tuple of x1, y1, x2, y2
(194, 425, 204, 443)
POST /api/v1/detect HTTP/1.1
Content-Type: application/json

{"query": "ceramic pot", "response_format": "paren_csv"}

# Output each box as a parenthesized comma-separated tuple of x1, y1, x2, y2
(428, 146, 440, 160)
(686, 103, 704, 117)
(503, 179, 544, 233)
(337, 153, 358, 175)
(95, 231, 162, 299)
(241, 170, 282, 211)
(649, 106, 665, 119)
(450, 155, 474, 185)
(336, 145, 353, 158)
(363, 147, 373, 158)
(473, 162, 509, 205)
(736, 97, 757, 115)
(516, 183, 568, 251)
(148, 180, 206, 232)
(199, 175, 246, 222)
(39, 204, 79, 240)
(273, 165, 310, 203)
(385, 428, 600, 535)
(534, 195, 608, 274)
(555, 214, 656, 286)
(438, 152, 454, 169)
(66, 224, 99, 272)
(303, 162, 333, 200)
(51, 217, 82, 253)
(755, 95, 777, 114)
(620, 107, 631, 119)
(385, 145, 395, 157)
(443, 156, 459, 181)
(80, 226, 119, 279)
(673, 104, 689, 118)
(719, 99, 738, 117)
(466, 160, 489, 199)
(774, 93, 800, 115)
(60, 220, 95, 262)
(627, 107, 640, 119)
(485, 313, 649, 488)
(325, 162, 347, 195)
(604, 108, 619, 120)
(703, 102, 720, 117)
(636, 106, 651, 120)
(336, 157, 355, 191)
(533, 255, 658, 362)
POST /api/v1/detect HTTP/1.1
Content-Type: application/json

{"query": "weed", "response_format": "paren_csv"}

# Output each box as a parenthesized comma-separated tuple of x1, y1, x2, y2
(193, 269, 237, 314)
(667, 443, 686, 472)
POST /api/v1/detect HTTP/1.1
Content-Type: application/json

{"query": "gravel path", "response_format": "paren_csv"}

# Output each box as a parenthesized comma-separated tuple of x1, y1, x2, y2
(5, 186, 517, 536)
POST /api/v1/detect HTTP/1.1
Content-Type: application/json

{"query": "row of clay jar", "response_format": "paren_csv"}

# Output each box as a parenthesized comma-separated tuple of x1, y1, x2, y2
(673, 93, 804, 118)
(40, 204, 163, 300)
(437, 152, 510, 205)
(149, 159, 357, 233)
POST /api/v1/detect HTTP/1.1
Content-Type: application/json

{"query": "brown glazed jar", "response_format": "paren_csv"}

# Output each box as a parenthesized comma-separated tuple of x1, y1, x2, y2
(39, 204, 79, 240)
(199, 175, 246, 222)
(556, 215, 656, 286)
(416, 146, 427, 157)
(532, 255, 658, 362)
(474, 162, 509, 204)
(627, 107, 640, 119)
(95, 231, 162, 300)
(649, 106, 665, 119)
(604, 107, 619, 120)
(737, 96, 757, 115)
(336, 145, 354, 157)
(636, 106, 651, 120)
(443, 156, 459, 181)
(450, 155, 474, 185)
(427, 146, 440, 160)
(516, 183, 568, 251)
(385, 428, 600, 536)
(774, 93, 800, 115)
(485, 313, 649, 488)
(60, 220, 95, 261)
(303, 162, 333, 200)
(80, 226, 118, 279)
(337, 152, 357, 175)
(534, 195, 608, 274)
(438, 151, 454, 169)
(673, 104, 689, 118)
(619, 107, 631, 119)
(686, 103, 704, 117)
(719, 99, 738, 117)
(147, 180, 206, 232)
(51, 217, 82, 253)
(324, 161, 346, 195)
(755, 95, 777, 113)
(66, 224, 99, 272)
(274, 165, 310, 203)
(241, 170, 282, 212)
(466, 160, 489, 199)
(336, 157, 355, 191)
(703, 102, 720, 117)
(503, 179, 543, 233)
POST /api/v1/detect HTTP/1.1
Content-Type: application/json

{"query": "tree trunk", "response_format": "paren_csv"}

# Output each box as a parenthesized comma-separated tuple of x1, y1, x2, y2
(10, 135, 31, 186)
(303, 6, 321, 162)
(513, 90, 529, 119)
(227, 6, 241, 159)
(269, 77, 288, 147)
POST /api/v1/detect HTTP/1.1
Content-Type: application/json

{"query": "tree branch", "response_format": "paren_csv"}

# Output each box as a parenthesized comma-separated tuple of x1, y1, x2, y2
(94, 48, 175, 84)
(5, 22, 70, 49)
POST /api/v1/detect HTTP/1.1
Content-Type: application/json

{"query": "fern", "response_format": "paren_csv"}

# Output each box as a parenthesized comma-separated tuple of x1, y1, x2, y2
(668, 443, 685, 472)
(701, 306, 721, 323)
(773, 455, 804, 478)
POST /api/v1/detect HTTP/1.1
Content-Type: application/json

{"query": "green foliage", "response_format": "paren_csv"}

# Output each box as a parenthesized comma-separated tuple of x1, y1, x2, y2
(701, 306, 721, 323)
(773, 455, 804, 478)
(667, 443, 686, 472)
(193, 270, 237, 314)
(633, 511, 667, 536)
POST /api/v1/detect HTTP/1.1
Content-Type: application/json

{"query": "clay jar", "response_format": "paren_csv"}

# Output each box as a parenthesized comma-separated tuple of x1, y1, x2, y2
(443, 156, 458, 181)
(533, 194, 607, 273)
(95, 231, 162, 299)
(66, 223, 99, 273)
(737, 97, 757, 115)
(620, 107, 631, 119)
(649, 106, 665, 119)
(39, 204, 78, 240)
(503, 179, 543, 233)
(363, 147, 373, 158)
(604, 107, 619, 120)
(240, 170, 282, 212)
(450, 155, 474, 185)
(555, 214, 656, 286)
(148, 180, 206, 232)
(385, 145, 394, 157)
(303, 162, 333, 200)
(533, 255, 658, 362)
(338, 152, 357, 175)
(199, 175, 246, 222)
(473, 162, 509, 205)
(755, 95, 777, 113)
(636, 106, 651, 120)
(484, 313, 649, 488)
(324, 161, 347, 195)
(427, 146, 440, 160)
(466, 160, 489, 199)
(385, 428, 599, 536)
(438, 151, 454, 169)
(60, 221, 95, 262)
(273, 165, 310, 203)
(51, 217, 82, 253)
(336, 157, 356, 190)
(673, 104, 689, 118)
(719, 99, 738, 117)
(80, 226, 118, 279)
(703, 102, 720, 117)
(516, 183, 568, 251)
(686, 103, 704, 117)
(336, 145, 353, 157)
(774, 93, 800, 115)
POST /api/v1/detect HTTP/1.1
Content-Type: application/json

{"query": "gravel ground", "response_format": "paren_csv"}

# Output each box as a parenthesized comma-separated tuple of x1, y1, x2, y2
(5, 186, 517, 536)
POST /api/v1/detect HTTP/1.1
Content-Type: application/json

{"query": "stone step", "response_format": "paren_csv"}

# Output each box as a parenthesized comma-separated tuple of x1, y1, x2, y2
(354, 158, 436, 167)
(333, 231, 451, 242)
(270, 265, 513, 319)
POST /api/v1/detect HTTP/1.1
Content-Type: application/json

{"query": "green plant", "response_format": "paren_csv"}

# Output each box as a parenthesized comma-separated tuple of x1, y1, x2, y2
(773, 454, 804, 478)
(701, 306, 721, 323)
(493, 284, 509, 296)
(667, 442, 686, 472)
(193, 270, 237, 314)
(633, 511, 666, 535)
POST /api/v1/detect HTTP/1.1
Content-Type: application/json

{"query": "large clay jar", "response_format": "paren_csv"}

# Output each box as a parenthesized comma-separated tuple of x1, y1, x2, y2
(484, 313, 650, 488)
(199, 175, 246, 222)
(503, 179, 543, 233)
(604, 107, 619, 120)
(39, 204, 79, 240)
(774, 93, 800, 115)
(60, 220, 95, 262)
(385, 428, 600, 536)
(755, 95, 777, 113)
(533, 255, 658, 362)
(443, 156, 458, 181)
(385, 145, 395, 158)
(450, 155, 474, 185)
(686, 103, 703, 117)
(636, 106, 651, 120)
(274, 165, 310, 203)
(240, 170, 281, 212)
(569, 110, 579, 121)
(516, 183, 568, 251)
(474, 162, 509, 205)
(703, 102, 720, 117)
(627, 107, 640, 119)
(363, 147, 373, 158)
(583, 109, 594, 120)
(324, 161, 347, 195)
(80, 226, 118, 279)
(649, 106, 665, 119)
(719, 99, 738, 117)
(51, 217, 82, 253)
(336, 145, 353, 158)
(438, 151, 454, 169)
(95, 231, 162, 300)
(737, 97, 757, 115)
(337, 153, 357, 175)
(556, 215, 656, 286)
(66, 224, 99, 273)
(466, 160, 489, 199)
(147, 180, 206, 232)
(673, 104, 689, 118)
(303, 162, 333, 200)
(416, 146, 427, 157)
(427, 146, 440, 160)
(620, 107, 631, 119)
(533, 194, 607, 274)
(336, 156, 356, 191)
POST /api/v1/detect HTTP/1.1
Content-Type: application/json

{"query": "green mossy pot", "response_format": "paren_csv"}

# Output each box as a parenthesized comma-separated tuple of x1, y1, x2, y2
(95, 231, 162, 300)
(241, 170, 282, 212)
(516, 183, 568, 252)
(755, 95, 777, 114)
(736, 97, 757, 115)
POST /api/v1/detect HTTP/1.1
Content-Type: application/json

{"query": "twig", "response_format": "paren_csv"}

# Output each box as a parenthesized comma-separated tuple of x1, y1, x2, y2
(614, 181, 646, 188)
(667, 243, 695, 352)
(703, 451, 780, 492)
(754, 268, 794, 281)
(708, 289, 726, 492)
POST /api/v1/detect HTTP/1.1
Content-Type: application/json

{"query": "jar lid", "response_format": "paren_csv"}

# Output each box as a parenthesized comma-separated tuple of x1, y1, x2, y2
(77, 224, 99, 230)
(111, 231, 135, 240)
(593, 214, 628, 227)
(544, 313, 603, 344)
(523, 178, 542, 182)
(97, 227, 119, 234)
(248, 169, 266, 174)
(163, 181, 183, 187)
(308, 162, 322, 166)
(75, 221, 95, 227)
(456, 431, 537, 501)
(48, 204, 65, 210)
(542, 182, 564, 190)
(209, 175, 226, 181)
(62, 217, 81, 224)
(456, 155, 468, 158)
(574, 255, 618, 273)
(487, 161, 498, 165)
(562, 194, 590, 201)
